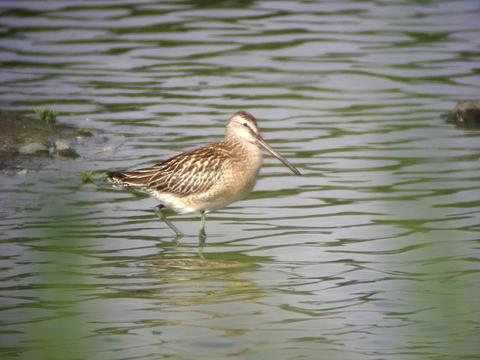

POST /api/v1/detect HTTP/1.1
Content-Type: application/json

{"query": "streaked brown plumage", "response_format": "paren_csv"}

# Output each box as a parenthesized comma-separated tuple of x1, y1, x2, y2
(107, 111, 300, 240)
(111, 143, 235, 195)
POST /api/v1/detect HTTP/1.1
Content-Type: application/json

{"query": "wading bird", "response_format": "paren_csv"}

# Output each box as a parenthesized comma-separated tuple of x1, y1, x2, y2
(107, 111, 300, 240)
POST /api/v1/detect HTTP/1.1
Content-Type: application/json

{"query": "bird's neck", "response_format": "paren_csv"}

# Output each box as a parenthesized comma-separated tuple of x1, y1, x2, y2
(223, 134, 262, 162)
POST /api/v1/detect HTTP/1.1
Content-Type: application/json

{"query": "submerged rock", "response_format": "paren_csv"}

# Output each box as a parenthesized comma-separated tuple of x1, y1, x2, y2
(446, 101, 480, 129)
(18, 142, 49, 156)
(74, 128, 94, 138)
(54, 140, 79, 158)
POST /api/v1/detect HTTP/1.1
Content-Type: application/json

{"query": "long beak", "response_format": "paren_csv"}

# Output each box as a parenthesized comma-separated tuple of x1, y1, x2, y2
(256, 135, 301, 175)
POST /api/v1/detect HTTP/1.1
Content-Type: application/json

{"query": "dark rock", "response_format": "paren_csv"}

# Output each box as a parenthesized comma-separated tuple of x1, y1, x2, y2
(447, 101, 480, 129)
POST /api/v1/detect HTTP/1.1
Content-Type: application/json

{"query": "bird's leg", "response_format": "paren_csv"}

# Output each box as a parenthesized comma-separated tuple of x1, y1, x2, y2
(199, 211, 207, 243)
(154, 204, 183, 238)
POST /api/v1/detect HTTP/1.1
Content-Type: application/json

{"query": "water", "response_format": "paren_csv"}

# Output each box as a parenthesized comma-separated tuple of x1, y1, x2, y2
(1, 1, 480, 359)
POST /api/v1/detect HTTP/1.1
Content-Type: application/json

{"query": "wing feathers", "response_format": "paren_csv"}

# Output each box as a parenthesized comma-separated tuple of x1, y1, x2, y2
(107, 142, 231, 196)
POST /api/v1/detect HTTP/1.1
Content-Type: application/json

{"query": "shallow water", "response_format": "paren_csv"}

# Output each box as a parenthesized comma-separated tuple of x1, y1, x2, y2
(1, 1, 480, 359)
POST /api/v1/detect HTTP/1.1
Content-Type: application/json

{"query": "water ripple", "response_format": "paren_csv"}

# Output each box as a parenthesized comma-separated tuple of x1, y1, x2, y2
(1, 1, 480, 359)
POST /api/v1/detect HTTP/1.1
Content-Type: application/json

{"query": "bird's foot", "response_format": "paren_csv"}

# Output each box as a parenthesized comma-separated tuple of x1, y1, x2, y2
(199, 228, 206, 246)
(154, 204, 184, 238)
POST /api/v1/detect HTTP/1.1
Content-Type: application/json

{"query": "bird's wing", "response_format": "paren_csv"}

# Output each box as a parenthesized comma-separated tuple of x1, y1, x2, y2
(108, 143, 232, 196)
(147, 144, 230, 196)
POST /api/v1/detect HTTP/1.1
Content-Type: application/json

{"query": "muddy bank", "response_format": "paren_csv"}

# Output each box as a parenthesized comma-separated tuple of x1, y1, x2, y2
(0, 110, 92, 170)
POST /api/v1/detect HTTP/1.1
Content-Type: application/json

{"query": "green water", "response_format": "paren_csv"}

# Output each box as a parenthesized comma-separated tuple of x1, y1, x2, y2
(1, 1, 480, 359)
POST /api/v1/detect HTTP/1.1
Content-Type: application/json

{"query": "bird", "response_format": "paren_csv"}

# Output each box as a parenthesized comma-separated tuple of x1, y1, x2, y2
(107, 111, 301, 240)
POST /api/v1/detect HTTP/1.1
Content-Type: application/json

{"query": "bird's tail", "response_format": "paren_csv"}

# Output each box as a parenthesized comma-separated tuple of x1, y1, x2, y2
(106, 170, 154, 188)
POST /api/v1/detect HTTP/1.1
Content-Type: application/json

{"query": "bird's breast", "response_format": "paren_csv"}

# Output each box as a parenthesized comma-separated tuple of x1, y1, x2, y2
(192, 146, 263, 212)
(159, 144, 263, 214)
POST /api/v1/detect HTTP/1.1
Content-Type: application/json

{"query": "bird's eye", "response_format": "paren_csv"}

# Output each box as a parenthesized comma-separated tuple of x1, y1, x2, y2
(242, 123, 249, 128)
